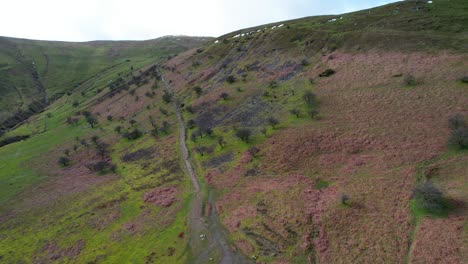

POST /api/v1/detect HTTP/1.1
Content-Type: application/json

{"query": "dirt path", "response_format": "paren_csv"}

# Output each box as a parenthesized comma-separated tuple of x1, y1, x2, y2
(161, 74, 250, 264)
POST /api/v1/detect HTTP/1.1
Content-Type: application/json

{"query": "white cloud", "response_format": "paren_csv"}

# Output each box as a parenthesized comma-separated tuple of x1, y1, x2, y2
(0, 0, 397, 41)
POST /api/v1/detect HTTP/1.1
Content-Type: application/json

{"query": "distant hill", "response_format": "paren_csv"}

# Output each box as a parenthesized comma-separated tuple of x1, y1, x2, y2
(0, 35, 212, 133)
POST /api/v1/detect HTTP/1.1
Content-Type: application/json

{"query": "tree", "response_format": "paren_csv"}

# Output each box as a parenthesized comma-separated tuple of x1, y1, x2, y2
(58, 156, 71, 167)
(193, 86, 203, 97)
(448, 113, 465, 130)
(226, 75, 236, 84)
(290, 108, 301, 117)
(303, 91, 316, 106)
(86, 115, 98, 128)
(187, 119, 196, 129)
(220, 92, 229, 100)
(267, 117, 279, 129)
(412, 182, 444, 213)
(448, 127, 468, 149)
(162, 90, 172, 103)
(308, 109, 319, 119)
(218, 136, 226, 148)
(341, 194, 350, 205)
(123, 129, 143, 140)
(235, 128, 251, 142)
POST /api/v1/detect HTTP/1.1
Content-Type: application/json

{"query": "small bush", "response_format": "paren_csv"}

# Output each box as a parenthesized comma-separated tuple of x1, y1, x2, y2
(261, 127, 267, 136)
(86, 115, 98, 128)
(186, 105, 194, 113)
(303, 91, 316, 106)
(301, 59, 310, 66)
(107, 115, 113, 121)
(269, 80, 278, 88)
(448, 127, 468, 149)
(267, 117, 279, 129)
(448, 113, 465, 130)
(193, 86, 203, 96)
(248, 146, 260, 157)
(412, 182, 444, 214)
(404, 75, 417, 86)
(220, 92, 229, 100)
(187, 119, 196, 129)
(226, 75, 236, 84)
(308, 109, 319, 119)
(461, 76, 468, 84)
(218, 136, 226, 148)
(72, 101, 79, 107)
(88, 161, 115, 174)
(290, 108, 301, 117)
(319, 69, 335, 77)
(58, 156, 71, 167)
(340, 194, 349, 205)
(235, 128, 251, 142)
(162, 90, 172, 103)
(159, 107, 169, 116)
(114, 126, 122, 134)
(123, 129, 143, 140)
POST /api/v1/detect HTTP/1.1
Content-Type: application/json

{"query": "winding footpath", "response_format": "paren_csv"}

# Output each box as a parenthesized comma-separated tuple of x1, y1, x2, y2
(161, 74, 250, 264)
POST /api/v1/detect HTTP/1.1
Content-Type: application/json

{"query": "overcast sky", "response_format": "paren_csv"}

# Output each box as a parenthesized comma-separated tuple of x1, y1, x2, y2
(1, 0, 398, 42)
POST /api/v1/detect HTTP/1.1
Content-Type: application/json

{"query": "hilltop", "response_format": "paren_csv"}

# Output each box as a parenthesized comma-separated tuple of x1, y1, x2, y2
(0, 0, 467, 263)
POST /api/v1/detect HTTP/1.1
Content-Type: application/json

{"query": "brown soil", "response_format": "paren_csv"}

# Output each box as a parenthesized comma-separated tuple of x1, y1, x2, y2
(143, 186, 179, 207)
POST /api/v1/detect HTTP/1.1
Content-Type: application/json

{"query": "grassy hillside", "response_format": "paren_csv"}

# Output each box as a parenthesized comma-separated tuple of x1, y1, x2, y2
(0, 36, 211, 132)
(0, 0, 467, 263)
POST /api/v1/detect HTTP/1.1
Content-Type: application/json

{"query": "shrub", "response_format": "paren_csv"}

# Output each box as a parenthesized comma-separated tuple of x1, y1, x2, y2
(193, 86, 203, 96)
(340, 194, 349, 205)
(267, 117, 279, 129)
(114, 126, 122, 134)
(448, 113, 465, 130)
(66, 116, 79, 125)
(448, 127, 468, 149)
(261, 127, 267, 136)
(220, 92, 229, 100)
(226, 75, 236, 84)
(248, 146, 260, 157)
(303, 91, 316, 106)
(87, 161, 115, 173)
(107, 115, 113, 121)
(461, 76, 468, 84)
(72, 101, 79, 107)
(58, 156, 71, 167)
(412, 182, 444, 214)
(319, 69, 335, 77)
(129, 119, 137, 126)
(86, 115, 98, 128)
(218, 136, 226, 148)
(404, 75, 417, 86)
(123, 129, 143, 140)
(269, 80, 278, 88)
(301, 59, 310, 66)
(308, 109, 319, 119)
(235, 128, 251, 142)
(162, 90, 172, 103)
(290, 108, 301, 117)
(159, 107, 168, 116)
(187, 119, 196, 129)
(95, 142, 109, 159)
(186, 105, 194, 113)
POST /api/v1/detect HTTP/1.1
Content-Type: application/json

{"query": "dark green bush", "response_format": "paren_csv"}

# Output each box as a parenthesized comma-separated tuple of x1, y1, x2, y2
(58, 156, 71, 167)
(319, 69, 335, 77)
(235, 128, 251, 142)
(412, 182, 444, 214)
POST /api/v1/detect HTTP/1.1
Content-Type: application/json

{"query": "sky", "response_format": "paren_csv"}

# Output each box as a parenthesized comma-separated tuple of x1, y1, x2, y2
(1, 0, 398, 42)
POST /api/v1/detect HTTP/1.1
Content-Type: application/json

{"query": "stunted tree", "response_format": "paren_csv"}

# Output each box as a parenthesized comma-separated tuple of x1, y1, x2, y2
(193, 86, 203, 97)
(235, 128, 251, 143)
(448, 113, 465, 130)
(218, 136, 226, 148)
(220, 92, 229, 100)
(412, 182, 444, 214)
(303, 91, 316, 106)
(58, 156, 71, 167)
(267, 117, 279, 129)
(290, 108, 301, 117)
(162, 90, 173, 103)
(86, 115, 98, 128)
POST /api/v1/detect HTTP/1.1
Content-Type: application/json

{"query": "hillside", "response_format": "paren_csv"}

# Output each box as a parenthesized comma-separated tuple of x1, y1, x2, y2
(0, 0, 467, 263)
(0, 36, 211, 133)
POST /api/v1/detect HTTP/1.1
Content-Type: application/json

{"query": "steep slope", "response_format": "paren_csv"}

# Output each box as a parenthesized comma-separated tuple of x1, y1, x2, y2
(0, 0, 467, 263)
(161, 0, 467, 262)
(0, 36, 211, 133)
